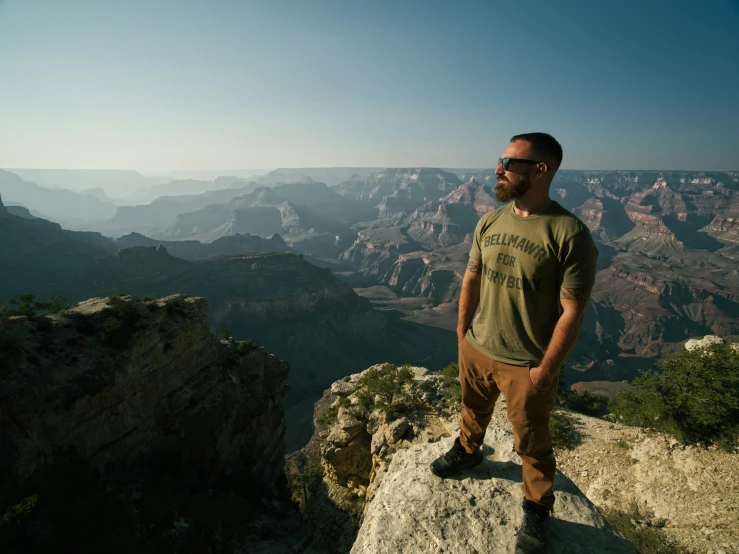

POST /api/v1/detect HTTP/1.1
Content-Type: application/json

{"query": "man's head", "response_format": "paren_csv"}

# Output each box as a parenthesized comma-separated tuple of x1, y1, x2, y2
(494, 132, 563, 203)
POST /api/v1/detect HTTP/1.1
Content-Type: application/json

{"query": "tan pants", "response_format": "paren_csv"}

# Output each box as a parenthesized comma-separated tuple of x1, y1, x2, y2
(458, 337, 558, 511)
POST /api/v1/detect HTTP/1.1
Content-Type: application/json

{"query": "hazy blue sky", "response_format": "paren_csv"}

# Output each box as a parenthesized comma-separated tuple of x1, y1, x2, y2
(1, 0, 737, 171)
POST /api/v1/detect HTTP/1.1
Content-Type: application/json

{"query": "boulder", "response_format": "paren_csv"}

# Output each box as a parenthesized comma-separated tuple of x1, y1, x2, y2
(685, 335, 739, 353)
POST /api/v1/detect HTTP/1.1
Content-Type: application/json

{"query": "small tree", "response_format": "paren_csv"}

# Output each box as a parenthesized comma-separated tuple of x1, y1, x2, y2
(44, 296, 69, 314)
(7, 294, 40, 317)
(609, 343, 739, 450)
(298, 467, 324, 508)
(219, 329, 231, 341)
(1, 294, 69, 318)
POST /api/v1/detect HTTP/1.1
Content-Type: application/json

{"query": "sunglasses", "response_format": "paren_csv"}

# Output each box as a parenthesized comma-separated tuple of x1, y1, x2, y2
(497, 157, 542, 171)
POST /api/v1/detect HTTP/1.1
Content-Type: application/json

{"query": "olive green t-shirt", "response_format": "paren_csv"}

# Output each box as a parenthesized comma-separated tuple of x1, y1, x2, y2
(465, 200, 598, 366)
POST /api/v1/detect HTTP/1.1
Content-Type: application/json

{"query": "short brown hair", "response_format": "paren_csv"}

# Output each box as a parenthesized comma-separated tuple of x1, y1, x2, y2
(510, 132, 563, 171)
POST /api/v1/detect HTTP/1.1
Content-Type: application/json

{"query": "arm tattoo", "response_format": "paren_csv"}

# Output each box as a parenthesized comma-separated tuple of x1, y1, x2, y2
(560, 287, 591, 301)
(467, 260, 483, 274)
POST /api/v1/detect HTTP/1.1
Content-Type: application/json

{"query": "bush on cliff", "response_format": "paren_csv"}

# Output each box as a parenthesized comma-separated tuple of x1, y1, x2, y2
(317, 404, 338, 426)
(556, 368, 608, 416)
(356, 363, 415, 418)
(236, 338, 259, 354)
(441, 362, 462, 407)
(0, 496, 38, 546)
(101, 296, 142, 349)
(550, 411, 581, 450)
(291, 467, 325, 511)
(0, 294, 68, 319)
(609, 343, 739, 451)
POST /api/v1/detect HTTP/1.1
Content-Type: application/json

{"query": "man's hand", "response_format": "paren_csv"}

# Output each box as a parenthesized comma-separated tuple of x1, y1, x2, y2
(529, 286, 590, 392)
(529, 365, 557, 392)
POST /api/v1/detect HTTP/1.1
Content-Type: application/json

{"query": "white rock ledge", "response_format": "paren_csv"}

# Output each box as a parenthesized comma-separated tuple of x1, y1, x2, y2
(351, 428, 637, 554)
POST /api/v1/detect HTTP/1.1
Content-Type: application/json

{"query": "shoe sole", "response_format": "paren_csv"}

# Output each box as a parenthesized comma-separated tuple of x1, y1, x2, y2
(514, 535, 546, 554)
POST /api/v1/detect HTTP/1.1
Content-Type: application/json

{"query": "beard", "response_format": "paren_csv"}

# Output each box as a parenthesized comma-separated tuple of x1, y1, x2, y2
(494, 173, 531, 202)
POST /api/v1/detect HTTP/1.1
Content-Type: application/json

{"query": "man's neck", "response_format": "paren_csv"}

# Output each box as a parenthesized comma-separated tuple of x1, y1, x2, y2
(512, 195, 554, 217)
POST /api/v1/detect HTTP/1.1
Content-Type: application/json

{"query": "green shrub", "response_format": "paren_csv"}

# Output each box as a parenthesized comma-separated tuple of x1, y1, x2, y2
(235, 338, 259, 354)
(101, 296, 142, 349)
(441, 362, 462, 407)
(1, 294, 69, 319)
(289, 466, 325, 512)
(609, 343, 739, 450)
(550, 411, 580, 450)
(441, 362, 458, 384)
(299, 466, 324, 489)
(219, 329, 231, 341)
(0, 495, 38, 545)
(356, 363, 415, 418)
(559, 389, 607, 416)
(5, 294, 41, 317)
(317, 405, 338, 426)
(602, 503, 688, 554)
(44, 296, 68, 314)
(557, 367, 607, 416)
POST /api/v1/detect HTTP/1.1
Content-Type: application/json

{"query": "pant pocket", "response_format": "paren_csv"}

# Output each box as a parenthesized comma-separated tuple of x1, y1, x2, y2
(528, 364, 559, 395)
(527, 364, 544, 393)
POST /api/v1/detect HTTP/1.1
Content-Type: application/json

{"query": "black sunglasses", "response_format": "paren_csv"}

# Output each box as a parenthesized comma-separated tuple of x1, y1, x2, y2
(497, 157, 542, 171)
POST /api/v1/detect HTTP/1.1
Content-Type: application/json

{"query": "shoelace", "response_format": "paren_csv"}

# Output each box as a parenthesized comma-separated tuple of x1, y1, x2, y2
(446, 449, 463, 464)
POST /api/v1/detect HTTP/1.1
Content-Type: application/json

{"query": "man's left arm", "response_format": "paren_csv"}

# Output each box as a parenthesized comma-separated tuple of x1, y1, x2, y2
(529, 288, 590, 391)
(530, 228, 598, 391)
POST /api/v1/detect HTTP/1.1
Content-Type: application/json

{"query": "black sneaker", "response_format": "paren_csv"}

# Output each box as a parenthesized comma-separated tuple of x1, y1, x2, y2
(515, 499, 550, 554)
(430, 437, 483, 477)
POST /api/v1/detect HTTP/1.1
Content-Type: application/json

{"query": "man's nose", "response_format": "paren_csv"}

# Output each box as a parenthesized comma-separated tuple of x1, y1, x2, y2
(495, 164, 505, 175)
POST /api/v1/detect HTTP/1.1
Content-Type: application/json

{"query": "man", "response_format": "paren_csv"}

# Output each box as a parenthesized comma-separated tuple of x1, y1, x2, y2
(430, 133, 598, 553)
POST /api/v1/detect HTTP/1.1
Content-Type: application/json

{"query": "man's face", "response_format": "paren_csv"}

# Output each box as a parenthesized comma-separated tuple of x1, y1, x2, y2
(494, 140, 538, 203)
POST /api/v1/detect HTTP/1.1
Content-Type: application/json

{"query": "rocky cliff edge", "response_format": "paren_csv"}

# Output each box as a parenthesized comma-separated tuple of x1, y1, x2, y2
(289, 366, 637, 553)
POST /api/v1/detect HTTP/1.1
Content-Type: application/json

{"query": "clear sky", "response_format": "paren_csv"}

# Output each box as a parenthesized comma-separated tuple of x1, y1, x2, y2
(0, 0, 737, 172)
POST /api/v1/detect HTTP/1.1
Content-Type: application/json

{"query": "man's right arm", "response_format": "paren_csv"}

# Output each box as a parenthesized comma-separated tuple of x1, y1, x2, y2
(457, 259, 483, 342)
